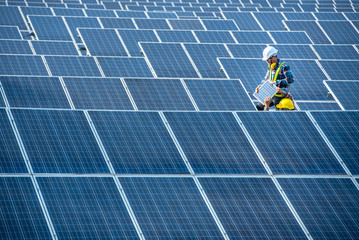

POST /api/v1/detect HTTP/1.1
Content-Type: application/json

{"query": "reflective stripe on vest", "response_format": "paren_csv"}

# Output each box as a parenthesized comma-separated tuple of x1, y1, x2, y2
(271, 62, 285, 97)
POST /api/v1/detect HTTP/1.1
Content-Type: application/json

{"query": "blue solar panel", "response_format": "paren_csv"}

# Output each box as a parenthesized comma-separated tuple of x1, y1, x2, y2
(195, 31, 236, 43)
(311, 111, 359, 174)
(85, 9, 116, 17)
(134, 18, 170, 30)
(313, 45, 359, 60)
(117, 29, 159, 57)
(97, 57, 153, 77)
(0, 55, 48, 76)
(164, 112, 266, 174)
(99, 18, 136, 29)
(0, 26, 22, 40)
(20, 6, 53, 17)
(45, 56, 101, 77)
(147, 11, 177, 19)
(65, 16, 101, 43)
(53, 7, 85, 16)
(29, 16, 72, 41)
(282, 13, 316, 20)
(202, 19, 239, 30)
(0, 6, 27, 30)
(168, 19, 205, 30)
(64, 77, 133, 110)
(102, 2, 122, 10)
(295, 101, 341, 110)
(273, 45, 317, 59)
(270, 31, 312, 44)
(238, 112, 345, 174)
(79, 28, 127, 56)
(125, 78, 194, 110)
(222, 12, 262, 30)
(0, 177, 52, 239)
(140, 43, 199, 78)
(90, 111, 188, 173)
(284, 21, 331, 44)
(120, 177, 223, 239)
(227, 44, 265, 58)
(0, 40, 32, 54)
(1, 76, 70, 108)
(185, 79, 255, 110)
(157, 30, 197, 43)
(200, 178, 307, 239)
(37, 177, 139, 239)
(254, 12, 285, 30)
(320, 60, 359, 80)
(31, 41, 79, 55)
(185, 44, 230, 78)
(279, 178, 359, 239)
(325, 80, 359, 110)
(344, 12, 359, 20)
(115, 10, 147, 18)
(12, 109, 108, 173)
(314, 12, 347, 20)
(319, 21, 359, 44)
(232, 31, 274, 44)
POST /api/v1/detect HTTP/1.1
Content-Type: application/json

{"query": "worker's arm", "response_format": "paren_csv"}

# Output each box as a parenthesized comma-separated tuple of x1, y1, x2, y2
(255, 70, 270, 93)
(283, 64, 294, 84)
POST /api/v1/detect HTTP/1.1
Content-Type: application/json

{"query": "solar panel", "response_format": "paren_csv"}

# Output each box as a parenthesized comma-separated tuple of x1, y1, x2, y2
(282, 13, 316, 20)
(29, 16, 73, 41)
(184, 43, 230, 78)
(320, 60, 359, 80)
(20, 6, 53, 17)
(0, 26, 22, 40)
(314, 12, 347, 20)
(273, 45, 318, 59)
(231, 31, 274, 44)
(238, 112, 345, 174)
(0, 40, 32, 54)
(254, 12, 285, 30)
(295, 101, 341, 110)
(125, 78, 194, 110)
(164, 112, 266, 174)
(117, 29, 159, 57)
(140, 42, 199, 78)
(78, 28, 127, 56)
(120, 177, 223, 239)
(12, 109, 109, 173)
(185, 79, 255, 110)
(134, 18, 170, 30)
(53, 7, 85, 16)
(37, 177, 139, 239)
(99, 18, 136, 29)
(319, 21, 359, 44)
(97, 57, 153, 77)
(1, 76, 70, 108)
(65, 16, 101, 43)
(31, 41, 79, 55)
(0, 177, 52, 238)
(222, 12, 262, 30)
(278, 178, 359, 239)
(313, 45, 359, 60)
(226, 44, 265, 58)
(85, 9, 116, 17)
(168, 19, 205, 30)
(115, 10, 147, 18)
(45, 56, 101, 77)
(284, 20, 331, 44)
(157, 30, 197, 43)
(325, 80, 359, 110)
(0, 6, 27, 30)
(194, 31, 236, 43)
(102, 2, 122, 10)
(344, 12, 359, 20)
(270, 31, 312, 44)
(202, 19, 239, 30)
(200, 177, 307, 239)
(147, 11, 178, 19)
(0, 55, 48, 76)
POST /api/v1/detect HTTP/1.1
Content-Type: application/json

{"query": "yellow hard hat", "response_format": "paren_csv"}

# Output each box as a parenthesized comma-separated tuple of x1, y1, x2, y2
(276, 98, 295, 110)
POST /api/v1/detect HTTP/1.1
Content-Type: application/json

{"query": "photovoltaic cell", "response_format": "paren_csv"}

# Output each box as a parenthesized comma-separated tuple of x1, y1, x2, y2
(227, 44, 265, 58)
(90, 111, 188, 174)
(140, 43, 199, 78)
(320, 61, 359, 80)
(0, 6, 27, 30)
(64, 77, 133, 110)
(0, 177, 52, 239)
(31, 41, 79, 56)
(202, 19, 239, 30)
(0, 26, 22, 40)
(125, 78, 194, 110)
(29, 16, 72, 41)
(97, 57, 153, 77)
(185, 79, 255, 110)
(284, 21, 331, 44)
(200, 178, 307, 239)
(117, 29, 159, 57)
(184, 43, 229, 78)
(295, 101, 341, 110)
(134, 18, 170, 30)
(20, 6, 53, 17)
(0, 40, 32, 54)
(232, 31, 273, 44)
(12, 109, 108, 173)
(115, 10, 147, 18)
(238, 112, 345, 174)
(314, 12, 347, 20)
(254, 12, 285, 30)
(157, 30, 197, 43)
(164, 112, 266, 174)
(37, 177, 139, 239)
(65, 16, 101, 43)
(53, 8, 85, 16)
(0, 55, 48, 76)
(270, 31, 312, 44)
(85, 9, 116, 17)
(46, 56, 101, 77)
(279, 178, 359, 239)
(325, 80, 359, 110)
(195, 31, 236, 43)
(120, 177, 223, 239)
(313, 45, 359, 60)
(274, 45, 318, 59)
(1, 76, 70, 108)
(147, 12, 178, 19)
(282, 12, 316, 20)
(319, 21, 359, 44)
(222, 12, 262, 30)
(168, 19, 205, 30)
(99, 18, 136, 29)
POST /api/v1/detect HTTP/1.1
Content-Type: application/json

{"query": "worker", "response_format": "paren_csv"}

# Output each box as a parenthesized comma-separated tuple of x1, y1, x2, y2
(256, 46, 295, 111)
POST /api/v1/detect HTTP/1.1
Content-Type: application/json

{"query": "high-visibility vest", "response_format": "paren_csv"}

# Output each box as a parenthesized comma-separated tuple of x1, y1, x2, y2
(269, 62, 286, 97)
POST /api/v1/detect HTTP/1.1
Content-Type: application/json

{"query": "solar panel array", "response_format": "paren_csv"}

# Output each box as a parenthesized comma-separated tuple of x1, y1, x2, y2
(1, 0, 359, 239)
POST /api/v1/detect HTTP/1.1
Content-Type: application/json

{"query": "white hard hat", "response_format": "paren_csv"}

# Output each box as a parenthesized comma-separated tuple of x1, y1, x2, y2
(262, 46, 278, 61)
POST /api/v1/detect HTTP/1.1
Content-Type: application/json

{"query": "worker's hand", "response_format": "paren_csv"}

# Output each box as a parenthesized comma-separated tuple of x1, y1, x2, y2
(276, 87, 281, 92)
(269, 82, 274, 85)
(264, 97, 271, 104)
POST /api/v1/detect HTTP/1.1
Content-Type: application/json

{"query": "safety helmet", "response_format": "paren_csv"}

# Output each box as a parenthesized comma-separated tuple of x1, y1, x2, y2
(262, 46, 278, 61)
(276, 98, 295, 110)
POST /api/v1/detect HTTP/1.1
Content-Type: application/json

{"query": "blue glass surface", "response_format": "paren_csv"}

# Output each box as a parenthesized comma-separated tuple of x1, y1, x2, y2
(12, 109, 108, 173)
(125, 78, 194, 110)
(134, 18, 170, 30)
(140, 43, 199, 78)
(296, 101, 341, 110)
(164, 112, 266, 174)
(90, 111, 188, 174)
(117, 29, 159, 57)
(184, 43, 230, 78)
(282, 13, 316, 20)
(222, 12, 262, 30)
(238, 112, 345, 174)
(29, 16, 72, 41)
(120, 177, 223, 239)
(79, 28, 127, 56)
(147, 12, 177, 19)
(314, 12, 347, 20)
(53, 8, 85, 16)
(157, 30, 197, 43)
(320, 61, 359, 80)
(185, 79, 255, 110)
(1, 76, 70, 108)
(195, 31, 236, 43)
(31, 41, 79, 56)
(0, 6, 27, 30)
(284, 21, 331, 44)
(279, 178, 359, 239)
(45, 56, 101, 77)
(202, 19, 239, 30)
(0, 55, 48, 76)
(254, 12, 285, 30)
(102, 2, 122, 10)
(99, 18, 136, 29)
(85, 9, 116, 17)
(37, 177, 139, 239)
(0, 40, 32, 54)
(274, 45, 318, 59)
(200, 178, 307, 239)
(64, 77, 133, 110)
(97, 57, 153, 77)
(115, 10, 147, 18)
(232, 31, 274, 43)
(0, 26, 22, 40)
(0, 177, 52, 239)
(313, 45, 359, 60)
(325, 80, 359, 110)
(168, 19, 205, 30)
(270, 31, 312, 44)
(227, 44, 265, 58)
(319, 21, 359, 44)
(65, 16, 101, 43)
(20, 6, 53, 17)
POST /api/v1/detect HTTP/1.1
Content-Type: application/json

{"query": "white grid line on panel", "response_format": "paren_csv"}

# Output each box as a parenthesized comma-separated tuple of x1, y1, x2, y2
(153, 30, 162, 42)
(27, 40, 37, 55)
(27, 17, 39, 41)
(228, 31, 238, 44)
(96, 17, 104, 29)
(191, 30, 201, 43)
(131, 18, 139, 30)
(217, 58, 230, 79)
(166, 19, 174, 30)
(251, 12, 265, 31)
(113, 10, 119, 18)
(315, 60, 331, 80)
(309, 45, 322, 59)
(120, 78, 138, 111)
(82, 9, 88, 17)
(58, 77, 75, 110)
(93, 57, 106, 77)
(41, 55, 53, 76)
(198, 19, 208, 30)
(237, 79, 258, 110)
(266, 31, 278, 44)
(315, 21, 334, 45)
(62, 16, 79, 45)
(17, 6, 31, 32)
(138, 43, 158, 78)
(76, 29, 91, 56)
(180, 78, 199, 111)
(0, 81, 10, 108)
(181, 43, 202, 78)
(223, 44, 234, 58)
(115, 29, 131, 57)
(323, 81, 345, 110)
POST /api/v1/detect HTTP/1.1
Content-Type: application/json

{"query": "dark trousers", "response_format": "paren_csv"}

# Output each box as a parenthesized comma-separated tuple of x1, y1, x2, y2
(256, 96, 283, 110)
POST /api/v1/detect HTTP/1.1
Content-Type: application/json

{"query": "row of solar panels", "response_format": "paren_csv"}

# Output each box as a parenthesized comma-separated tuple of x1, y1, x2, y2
(2, 175, 359, 239)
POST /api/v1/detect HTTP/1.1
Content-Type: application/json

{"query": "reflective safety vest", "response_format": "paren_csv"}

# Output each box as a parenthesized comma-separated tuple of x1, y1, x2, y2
(270, 62, 286, 97)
